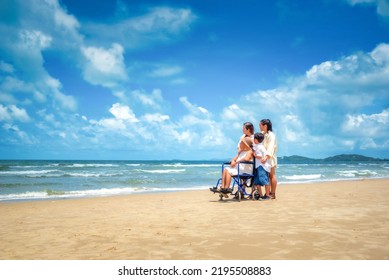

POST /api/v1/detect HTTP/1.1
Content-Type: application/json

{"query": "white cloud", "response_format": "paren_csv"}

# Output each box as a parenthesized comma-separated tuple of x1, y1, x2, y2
(81, 43, 128, 88)
(21, 0, 82, 49)
(132, 89, 165, 109)
(82, 6, 197, 49)
(371, 43, 389, 64)
(109, 103, 139, 123)
(50, 0, 80, 31)
(221, 104, 241, 121)
(150, 65, 182, 77)
(0, 104, 30, 122)
(143, 113, 170, 122)
(2, 123, 35, 144)
(171, 130, 192, 143)
(88, 103, 139, 135)
(19, 29, 52, 49)
(130, 7, 196, 33)
(94, 117, 127, 131)
(0, 0, 80, 116)
(180, 97, 210, 117)
(342, 109, 389, 136)
(220, 103, 255, 132)
(53, 92, 77, 111)
(228, 43, 389, 157)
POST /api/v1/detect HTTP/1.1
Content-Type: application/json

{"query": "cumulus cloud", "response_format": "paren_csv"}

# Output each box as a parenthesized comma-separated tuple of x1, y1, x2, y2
(84, 95, 230, 156)
(1, 0, 387, 159)
(342, 109, 389, 136)
(109, 103, 139, 123)
(81, 43, 128, 88)
(0, 0, 79, 114)
(231, 43, 389, 156)
(142, 113, 170, 122)
(0, 104, 30, 122)
(180, 97, 210, 117)
(132, 89, 165, 110)
(19, 29, 52, 49)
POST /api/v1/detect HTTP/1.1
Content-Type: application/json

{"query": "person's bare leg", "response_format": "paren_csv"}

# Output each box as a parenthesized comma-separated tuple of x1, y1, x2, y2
(257, 185, 263, 197)
(225, 173, 232, 190)
(269, 167, 277, 199)
(265, 184, 270, 196)
(221, 169, 228, 189)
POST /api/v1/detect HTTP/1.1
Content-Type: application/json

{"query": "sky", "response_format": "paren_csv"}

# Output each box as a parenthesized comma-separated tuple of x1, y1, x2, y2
(0, 0, 388, 160)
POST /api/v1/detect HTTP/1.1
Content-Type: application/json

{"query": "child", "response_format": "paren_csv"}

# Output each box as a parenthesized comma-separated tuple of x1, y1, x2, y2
(253, 132, 271, 200)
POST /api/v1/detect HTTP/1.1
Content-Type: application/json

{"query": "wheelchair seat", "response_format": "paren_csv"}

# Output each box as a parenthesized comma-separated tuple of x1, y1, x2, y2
(210, 160, 255, 201)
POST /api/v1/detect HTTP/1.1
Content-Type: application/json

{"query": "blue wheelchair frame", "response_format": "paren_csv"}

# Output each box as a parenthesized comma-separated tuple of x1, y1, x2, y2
(213, 160, 255, 201)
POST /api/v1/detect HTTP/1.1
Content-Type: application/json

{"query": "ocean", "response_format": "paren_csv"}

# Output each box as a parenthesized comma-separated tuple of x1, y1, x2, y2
(0, 159, 388, 202)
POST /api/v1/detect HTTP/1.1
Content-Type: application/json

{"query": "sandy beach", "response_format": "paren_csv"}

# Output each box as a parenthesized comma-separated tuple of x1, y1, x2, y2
(0, 179, 388, 260)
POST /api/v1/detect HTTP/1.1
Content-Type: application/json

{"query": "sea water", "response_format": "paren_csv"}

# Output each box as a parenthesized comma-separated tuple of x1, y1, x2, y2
(0, 159, 388, 202)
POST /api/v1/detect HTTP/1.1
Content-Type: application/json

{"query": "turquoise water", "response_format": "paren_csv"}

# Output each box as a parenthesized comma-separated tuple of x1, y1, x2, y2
(0, 160, 388, 201)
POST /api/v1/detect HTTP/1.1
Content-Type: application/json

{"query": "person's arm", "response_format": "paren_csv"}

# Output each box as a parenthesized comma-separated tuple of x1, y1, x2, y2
(237, 150, 253, 163)
(230, 153, 240, 167)
(261, 154, 270, 164)
(254, 153, 263, 160)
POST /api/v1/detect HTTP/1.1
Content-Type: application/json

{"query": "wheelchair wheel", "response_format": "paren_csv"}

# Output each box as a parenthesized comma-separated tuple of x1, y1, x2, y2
(252, 189, 260, 200)
(237, 190, 244, 202)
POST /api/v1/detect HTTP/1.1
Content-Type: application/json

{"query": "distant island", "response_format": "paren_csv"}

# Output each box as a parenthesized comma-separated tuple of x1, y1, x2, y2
(278, 154, 388, 164)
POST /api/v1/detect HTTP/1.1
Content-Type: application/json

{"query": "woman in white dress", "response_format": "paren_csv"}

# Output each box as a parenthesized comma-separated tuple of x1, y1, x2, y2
(259, 119, 277, 199)
(220, 136, 254, 193)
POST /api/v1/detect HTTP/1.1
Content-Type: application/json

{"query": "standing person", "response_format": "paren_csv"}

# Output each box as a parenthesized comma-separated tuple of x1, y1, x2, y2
(259, 119, 278, 199)
(252, 132, 271, 200)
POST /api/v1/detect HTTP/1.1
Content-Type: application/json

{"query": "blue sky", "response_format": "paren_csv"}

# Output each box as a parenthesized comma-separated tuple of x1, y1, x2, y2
(0, 0, 388, 160)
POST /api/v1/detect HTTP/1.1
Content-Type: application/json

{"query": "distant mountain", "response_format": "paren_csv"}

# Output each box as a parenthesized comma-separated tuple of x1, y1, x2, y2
(278, 154, 387, 163)
(323, 154, 386, 162)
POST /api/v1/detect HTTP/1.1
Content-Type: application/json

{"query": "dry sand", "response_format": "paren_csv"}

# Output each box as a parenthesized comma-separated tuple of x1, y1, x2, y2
(0, 179, 388, 260)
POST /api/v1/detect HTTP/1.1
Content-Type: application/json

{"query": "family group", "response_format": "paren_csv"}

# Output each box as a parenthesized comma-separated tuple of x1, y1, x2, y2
(211, 119, 278, 200)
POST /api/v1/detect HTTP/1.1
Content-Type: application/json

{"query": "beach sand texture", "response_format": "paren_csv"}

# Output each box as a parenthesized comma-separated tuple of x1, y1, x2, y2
(1, 179, 388, 260)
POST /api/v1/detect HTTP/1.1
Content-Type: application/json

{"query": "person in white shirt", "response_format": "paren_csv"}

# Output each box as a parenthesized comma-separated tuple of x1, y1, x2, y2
(259, 119, 278, 199)
(253, 132, 271, 200)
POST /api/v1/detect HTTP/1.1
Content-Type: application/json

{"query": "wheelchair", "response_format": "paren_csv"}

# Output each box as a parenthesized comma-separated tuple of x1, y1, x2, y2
(209, 160, 258, 201)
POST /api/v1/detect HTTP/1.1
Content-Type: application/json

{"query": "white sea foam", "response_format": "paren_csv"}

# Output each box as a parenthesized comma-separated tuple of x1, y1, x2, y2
(162, 163, 219, 167)
(0, 170, 60, 176)
(337, 170, 377, 177)
(69, 164, 119, 168)
(284, 174, 322, 180)
(0, 185, 208, 202)
(141, 169, 186, 174)
(0, 170, 124, 178)
(64, 172, 122, 177)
